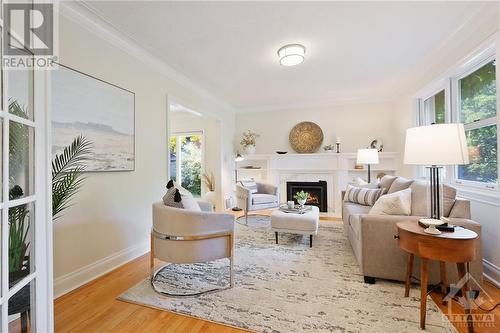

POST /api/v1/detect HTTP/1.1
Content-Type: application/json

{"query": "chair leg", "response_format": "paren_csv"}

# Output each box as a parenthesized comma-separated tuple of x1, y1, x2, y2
(245, 210, 248, 224)
(229, 256, 235, 288)
(275, 232, 278, 244)
(150, 233, 155, 279)
(229, 233, 235, 288)
(310, 234, 313, 248)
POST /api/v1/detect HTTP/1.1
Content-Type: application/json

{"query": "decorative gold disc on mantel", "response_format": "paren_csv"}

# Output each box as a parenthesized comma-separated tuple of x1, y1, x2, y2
(289, 121, 324, 153)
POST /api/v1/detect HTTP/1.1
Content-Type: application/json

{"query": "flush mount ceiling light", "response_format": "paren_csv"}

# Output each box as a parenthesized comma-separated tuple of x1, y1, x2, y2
(277, 44, 306, 66)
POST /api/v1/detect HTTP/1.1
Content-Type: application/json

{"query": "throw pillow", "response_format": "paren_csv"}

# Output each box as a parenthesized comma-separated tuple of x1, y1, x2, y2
(163, 181, 201, 211)
(379, 175, 397, 194)
(162, 186, 183, 208)
(181, 193, 202, 211)
(240, 180, 258, 194)
(344, 184, 383, 206)
(370, 188, 412, 215)
(388, 177, 414, 194)
(442, 184, 456, 217)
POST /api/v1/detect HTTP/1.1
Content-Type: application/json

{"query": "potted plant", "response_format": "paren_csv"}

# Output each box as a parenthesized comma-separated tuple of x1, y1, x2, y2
(294, 190, 309, 207)
(8, 100, 33, 284)
(323, 144, 335, 153)
(240, 130, 260, 155)
(52, 135, 93, 219)
(202, 172, 216, 208)
(8, 186, 30, 284)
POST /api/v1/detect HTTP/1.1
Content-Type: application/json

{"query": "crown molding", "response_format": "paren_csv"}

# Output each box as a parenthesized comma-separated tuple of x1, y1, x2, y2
(399, 2, 500, 97)
(58, 1, 235, 114)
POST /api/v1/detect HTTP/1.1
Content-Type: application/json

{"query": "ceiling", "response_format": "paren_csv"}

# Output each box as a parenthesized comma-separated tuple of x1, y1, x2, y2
(84, 1, 485, 112)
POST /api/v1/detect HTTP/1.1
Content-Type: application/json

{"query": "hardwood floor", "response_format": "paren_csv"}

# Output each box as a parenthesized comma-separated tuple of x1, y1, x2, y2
(54, 254, 245, 333)
(52, 212, 499, 333)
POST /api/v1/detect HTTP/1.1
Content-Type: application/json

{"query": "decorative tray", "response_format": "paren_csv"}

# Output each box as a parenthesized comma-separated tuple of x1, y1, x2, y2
(279, 204, 312, 214)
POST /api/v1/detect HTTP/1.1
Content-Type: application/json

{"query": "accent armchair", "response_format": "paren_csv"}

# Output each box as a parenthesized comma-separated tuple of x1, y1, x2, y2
(236, 181, 279, 223)
(151, 201, 235, 296)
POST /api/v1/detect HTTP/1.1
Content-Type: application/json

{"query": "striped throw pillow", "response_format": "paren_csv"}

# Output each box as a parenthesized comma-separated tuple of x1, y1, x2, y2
(345, 184, 383, 206)
(240, 180, 258, 194)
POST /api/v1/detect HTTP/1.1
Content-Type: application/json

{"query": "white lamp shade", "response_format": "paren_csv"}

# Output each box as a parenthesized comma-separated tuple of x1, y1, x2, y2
(404, 123, 469, 165)
(357, 149, 379, 164)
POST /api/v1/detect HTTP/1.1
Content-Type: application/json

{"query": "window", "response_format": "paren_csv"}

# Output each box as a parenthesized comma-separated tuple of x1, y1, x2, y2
(456, 60, 497, 186)
(415, 87, 449, 179)
(168, 132, 203, 197)
(421, 90, 446, 125)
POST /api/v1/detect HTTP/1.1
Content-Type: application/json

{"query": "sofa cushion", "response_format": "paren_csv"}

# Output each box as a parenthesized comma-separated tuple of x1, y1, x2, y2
(410, 180, 429, 216)
(369, 188, 412, 215)
(252, 193, 277, 205)
(344, 201, 372, 216)
(379, 175, 397, 194)
(442, 184, 457, 217)
(388, 177, 414, 194)
(410, 181, 457, 217)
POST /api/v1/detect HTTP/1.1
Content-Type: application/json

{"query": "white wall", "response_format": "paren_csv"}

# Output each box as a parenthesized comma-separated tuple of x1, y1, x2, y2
(169, 112, 222, 198)
(394, 2, 500, 286)
(53, 7, 236, 297)
(235, 101, 397, 155)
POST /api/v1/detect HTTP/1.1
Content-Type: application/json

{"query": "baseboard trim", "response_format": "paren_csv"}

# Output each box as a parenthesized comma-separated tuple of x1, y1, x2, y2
(483, 259, 500, 288)
(54, 241, 149, 299)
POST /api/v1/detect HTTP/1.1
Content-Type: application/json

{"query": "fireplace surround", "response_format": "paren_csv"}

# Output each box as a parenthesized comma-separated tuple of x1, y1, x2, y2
(286, 181, 328, 212)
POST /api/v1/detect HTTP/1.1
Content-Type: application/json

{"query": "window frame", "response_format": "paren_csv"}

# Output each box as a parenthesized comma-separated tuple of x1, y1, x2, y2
(450, 52, 498, 191)
(414, 79, 451, 179)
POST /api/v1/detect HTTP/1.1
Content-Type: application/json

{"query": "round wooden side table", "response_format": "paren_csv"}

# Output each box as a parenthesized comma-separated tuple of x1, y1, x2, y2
(396, 221, 478, 333)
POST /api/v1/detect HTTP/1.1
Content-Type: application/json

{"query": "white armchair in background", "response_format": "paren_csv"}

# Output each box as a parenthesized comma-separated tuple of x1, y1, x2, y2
(151, 201, 235, 296)
(236, 181, 279, 223)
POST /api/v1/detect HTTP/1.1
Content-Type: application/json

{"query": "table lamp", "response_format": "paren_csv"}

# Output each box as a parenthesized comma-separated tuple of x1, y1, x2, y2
(404, 123, 469, 229)
(357, 149, 379, 183)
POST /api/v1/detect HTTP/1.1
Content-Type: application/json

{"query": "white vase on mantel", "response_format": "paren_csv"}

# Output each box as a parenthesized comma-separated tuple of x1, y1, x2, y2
(244, 145, 256, 155)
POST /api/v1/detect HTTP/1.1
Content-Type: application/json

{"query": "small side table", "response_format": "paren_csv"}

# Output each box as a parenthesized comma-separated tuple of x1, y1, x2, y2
(396, 221, 477, 333)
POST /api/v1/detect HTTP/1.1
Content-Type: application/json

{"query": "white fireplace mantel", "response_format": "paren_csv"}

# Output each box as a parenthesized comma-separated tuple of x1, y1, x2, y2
(236, 152, 398, 216)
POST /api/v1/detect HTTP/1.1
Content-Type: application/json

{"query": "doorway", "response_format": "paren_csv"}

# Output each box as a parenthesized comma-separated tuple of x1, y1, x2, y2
(169, 131, 204, 197)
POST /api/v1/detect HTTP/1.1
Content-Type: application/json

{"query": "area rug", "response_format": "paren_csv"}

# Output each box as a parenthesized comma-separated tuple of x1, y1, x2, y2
(119, 216, 456, 332)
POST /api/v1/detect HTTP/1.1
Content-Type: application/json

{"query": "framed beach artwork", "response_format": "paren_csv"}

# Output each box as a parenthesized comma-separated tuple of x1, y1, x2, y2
(52, 64, 135, 172)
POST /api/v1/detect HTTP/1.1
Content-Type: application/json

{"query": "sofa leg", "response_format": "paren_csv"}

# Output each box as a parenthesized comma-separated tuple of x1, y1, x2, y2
(364, 276, 376, 284)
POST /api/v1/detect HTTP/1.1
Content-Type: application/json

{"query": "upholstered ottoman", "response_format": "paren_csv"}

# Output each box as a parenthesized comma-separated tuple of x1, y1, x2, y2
(270, 206, 319, 247)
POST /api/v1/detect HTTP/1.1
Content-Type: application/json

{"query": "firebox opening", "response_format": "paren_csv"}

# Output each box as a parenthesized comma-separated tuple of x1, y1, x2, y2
(286, 181, 328, 212)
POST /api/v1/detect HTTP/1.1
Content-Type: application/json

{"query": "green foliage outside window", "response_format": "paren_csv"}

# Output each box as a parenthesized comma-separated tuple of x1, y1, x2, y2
(434, 90, 445, 124)
(180, 136, 202, 197)
(169, 134, 202, 197)
(458, 60, 497, 184)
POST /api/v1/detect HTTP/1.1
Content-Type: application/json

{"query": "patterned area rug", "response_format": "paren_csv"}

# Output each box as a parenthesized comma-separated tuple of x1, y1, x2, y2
(119, 216, 456, 333)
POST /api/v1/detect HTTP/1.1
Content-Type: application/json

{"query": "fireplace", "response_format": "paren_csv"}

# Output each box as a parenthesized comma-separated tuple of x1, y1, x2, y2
(286, 181, 328, 212)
